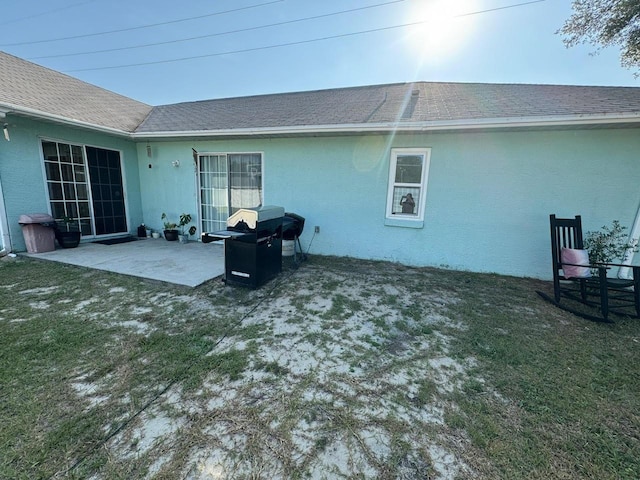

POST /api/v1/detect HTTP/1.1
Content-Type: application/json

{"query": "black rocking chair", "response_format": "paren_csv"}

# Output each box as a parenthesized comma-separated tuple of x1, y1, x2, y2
(537, 214, 640, 322)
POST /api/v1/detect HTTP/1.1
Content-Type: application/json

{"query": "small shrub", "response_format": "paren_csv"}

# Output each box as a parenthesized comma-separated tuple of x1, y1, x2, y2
(584, 220, 638, 265)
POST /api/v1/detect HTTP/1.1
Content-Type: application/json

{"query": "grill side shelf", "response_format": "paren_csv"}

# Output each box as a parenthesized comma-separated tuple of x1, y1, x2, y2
(201, 231, 252, 243)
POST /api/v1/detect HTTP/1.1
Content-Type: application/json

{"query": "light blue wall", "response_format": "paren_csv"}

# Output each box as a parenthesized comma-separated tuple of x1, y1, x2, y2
(136, 143, 200, 234)
(0, 116, 142, 252)
(138, 127, 640, 279)
(7, 115, 635, 277)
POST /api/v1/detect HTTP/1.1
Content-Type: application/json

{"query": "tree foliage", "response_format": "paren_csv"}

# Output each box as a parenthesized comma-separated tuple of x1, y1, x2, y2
(558, 0, 640, 73)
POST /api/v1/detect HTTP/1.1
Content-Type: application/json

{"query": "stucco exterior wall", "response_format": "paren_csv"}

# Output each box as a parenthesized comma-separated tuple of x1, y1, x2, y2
(0, 116, 142, 252)
(138, 127, 640, 279)
(135, 143, 200, 236)
(2, 114, 636, 278)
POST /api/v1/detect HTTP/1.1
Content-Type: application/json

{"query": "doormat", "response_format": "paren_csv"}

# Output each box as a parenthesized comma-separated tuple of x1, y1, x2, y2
(93, 236, 138, 245)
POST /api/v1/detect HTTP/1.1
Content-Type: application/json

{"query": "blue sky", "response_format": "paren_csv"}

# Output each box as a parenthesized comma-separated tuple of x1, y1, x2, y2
(1, 0, 637, 105)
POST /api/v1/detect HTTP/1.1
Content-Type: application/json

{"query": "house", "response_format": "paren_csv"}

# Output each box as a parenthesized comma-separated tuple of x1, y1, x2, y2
(1, 50, 639, 279)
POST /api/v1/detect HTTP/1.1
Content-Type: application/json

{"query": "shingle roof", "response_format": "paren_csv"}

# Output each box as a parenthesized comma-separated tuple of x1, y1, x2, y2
(0, 51, 152, 133)
(136, 81, 640, 134)
(2, 50, 640, 136)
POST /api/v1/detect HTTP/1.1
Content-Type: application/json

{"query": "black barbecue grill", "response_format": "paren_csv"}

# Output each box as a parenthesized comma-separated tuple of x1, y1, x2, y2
(282, 212, 306, 264)
(282, 212, 305, 240)
(202, 206, 285, 288)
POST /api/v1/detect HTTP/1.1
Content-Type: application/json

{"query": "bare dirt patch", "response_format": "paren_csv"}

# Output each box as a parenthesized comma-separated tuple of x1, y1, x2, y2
(5, 256, 639, 479)
(94, 261, 482, 479)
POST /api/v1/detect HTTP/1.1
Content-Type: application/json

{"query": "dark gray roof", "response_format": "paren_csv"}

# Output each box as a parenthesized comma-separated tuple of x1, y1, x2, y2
(0, 51, 152, 132)
(136, 81, 640, 133)
(2, 50, 640, 136)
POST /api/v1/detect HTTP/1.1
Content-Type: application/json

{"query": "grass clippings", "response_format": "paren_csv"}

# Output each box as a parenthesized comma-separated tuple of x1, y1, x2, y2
(1, 255, 639, 479)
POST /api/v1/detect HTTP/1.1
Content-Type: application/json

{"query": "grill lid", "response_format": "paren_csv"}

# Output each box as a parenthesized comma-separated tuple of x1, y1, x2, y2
(227, 206, 285, 230)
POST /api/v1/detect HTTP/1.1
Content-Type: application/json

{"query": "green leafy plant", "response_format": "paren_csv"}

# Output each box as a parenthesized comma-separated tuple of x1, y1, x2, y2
(55, 215, 79, 232)
(584, 220, 638, 265)
(178, 213, 194, 236)
(162, 213, 196, 236)
(161, 212, 177, 231)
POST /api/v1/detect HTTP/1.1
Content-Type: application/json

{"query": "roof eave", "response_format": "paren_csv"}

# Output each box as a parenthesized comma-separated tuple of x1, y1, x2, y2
(3, 103, 639, 140)
(133, 112, 640, 139)
(0, 102, 133, 138)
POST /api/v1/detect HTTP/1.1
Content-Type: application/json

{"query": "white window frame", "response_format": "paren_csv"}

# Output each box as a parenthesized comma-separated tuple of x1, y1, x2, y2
(385, 147, 431, 228)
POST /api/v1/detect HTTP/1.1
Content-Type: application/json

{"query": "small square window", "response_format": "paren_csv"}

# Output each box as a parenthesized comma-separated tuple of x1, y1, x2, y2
(385, 148, 430, 226)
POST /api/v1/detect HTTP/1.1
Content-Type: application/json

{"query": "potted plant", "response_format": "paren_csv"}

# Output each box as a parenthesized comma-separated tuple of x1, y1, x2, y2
(584, 220, 639, 274)
(161, 212, 179, 241)
(177, 213, 197, 244)
(54, 216, 81, 248)
(161, 212, 196, 242)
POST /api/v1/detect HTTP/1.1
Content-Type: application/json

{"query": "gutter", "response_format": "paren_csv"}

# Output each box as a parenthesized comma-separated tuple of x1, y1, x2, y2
(2, 101, 640, 140)
(131, 112, 640, 139)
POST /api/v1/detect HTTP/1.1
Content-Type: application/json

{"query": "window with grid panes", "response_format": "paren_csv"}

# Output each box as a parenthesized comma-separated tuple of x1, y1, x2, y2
(385, 148, 430, 224)
(41, 140, 93, 235)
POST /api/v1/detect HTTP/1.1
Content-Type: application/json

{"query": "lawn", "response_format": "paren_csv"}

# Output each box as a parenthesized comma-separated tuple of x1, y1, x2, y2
(1, 255, 638, 479)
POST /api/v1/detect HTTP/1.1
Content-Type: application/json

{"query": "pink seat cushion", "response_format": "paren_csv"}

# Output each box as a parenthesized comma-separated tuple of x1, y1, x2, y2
(561, 248, 592, 279)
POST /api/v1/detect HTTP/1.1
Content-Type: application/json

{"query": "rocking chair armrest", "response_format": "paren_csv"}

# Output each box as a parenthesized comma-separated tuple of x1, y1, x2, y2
(589, 261, 638, 269)
(560, 261, 609, 270)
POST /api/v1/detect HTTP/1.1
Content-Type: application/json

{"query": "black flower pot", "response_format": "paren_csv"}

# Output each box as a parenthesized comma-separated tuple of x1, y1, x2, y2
(164, 229, 179, 241)
(55, 230, 81, 248)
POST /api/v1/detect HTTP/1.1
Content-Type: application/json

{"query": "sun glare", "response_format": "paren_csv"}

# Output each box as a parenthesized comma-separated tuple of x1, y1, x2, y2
(405, 0, 479, 58)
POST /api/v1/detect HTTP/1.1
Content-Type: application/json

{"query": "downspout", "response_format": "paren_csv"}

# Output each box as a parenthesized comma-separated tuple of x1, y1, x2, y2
(0, 171, 12, 256)
(618, 201, 640, 279)
(0, 110, 12, 256)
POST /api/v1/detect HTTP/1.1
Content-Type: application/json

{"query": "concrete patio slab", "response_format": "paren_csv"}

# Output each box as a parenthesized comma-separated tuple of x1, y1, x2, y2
(23, 238, 224, 287)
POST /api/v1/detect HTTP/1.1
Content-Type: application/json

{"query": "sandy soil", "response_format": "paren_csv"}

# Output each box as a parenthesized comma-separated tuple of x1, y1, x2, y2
(72, 261, 484, 479)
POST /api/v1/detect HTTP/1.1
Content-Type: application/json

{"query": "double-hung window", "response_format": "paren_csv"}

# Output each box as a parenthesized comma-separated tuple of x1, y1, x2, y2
(385, 148, 431, 228)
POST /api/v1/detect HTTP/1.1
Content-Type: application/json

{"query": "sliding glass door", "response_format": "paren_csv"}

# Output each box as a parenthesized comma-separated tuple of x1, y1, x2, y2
(86, 146, 127, 235)
(42, 140, 127, 237)
(198, 153, 263, 232)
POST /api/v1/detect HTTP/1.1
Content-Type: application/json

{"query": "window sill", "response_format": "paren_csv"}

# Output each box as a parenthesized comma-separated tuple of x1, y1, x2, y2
(385, 217, 424, 229)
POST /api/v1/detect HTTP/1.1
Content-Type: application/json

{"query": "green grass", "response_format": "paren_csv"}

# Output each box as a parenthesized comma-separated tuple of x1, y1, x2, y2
(414, 379, 438, 406)
(308, 257, 640, 479)
(1, 255, 639, 479)
(443, 272, 640, 479)
(0, 257, 251, 479)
